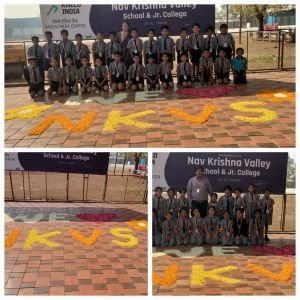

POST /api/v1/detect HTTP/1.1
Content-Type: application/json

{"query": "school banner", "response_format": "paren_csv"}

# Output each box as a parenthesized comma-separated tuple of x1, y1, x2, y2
(152, 152, 288, 194)
(5, 152, 110, 175)
(40, 4, 215, 39)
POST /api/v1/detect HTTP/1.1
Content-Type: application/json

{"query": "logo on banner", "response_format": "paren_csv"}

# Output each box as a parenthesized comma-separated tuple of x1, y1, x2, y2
(47, 5, 59, 15)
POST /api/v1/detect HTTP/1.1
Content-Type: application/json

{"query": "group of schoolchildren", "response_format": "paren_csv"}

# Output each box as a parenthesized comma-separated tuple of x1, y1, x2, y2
(152, 183, 274, 247)
(24, 23, 247, 99)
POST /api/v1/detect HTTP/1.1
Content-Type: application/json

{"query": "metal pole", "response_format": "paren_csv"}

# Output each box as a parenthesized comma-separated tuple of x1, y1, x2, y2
(282, 194, 287, 231)
(9, 171, 15, 201)
(278, 29, 281, 69)
(123, 176, 129, 202)
(281, 32, 285, 70)
(122, 153, 127, 176)
(226, 5, 229, 25)
(102, 175, 108, 202)
(246, 31, 249, 67)
(114, 153, 118, 175)
(66, 173, 69, 201)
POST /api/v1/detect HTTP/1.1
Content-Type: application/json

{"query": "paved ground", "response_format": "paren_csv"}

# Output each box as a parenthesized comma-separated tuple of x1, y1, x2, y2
(153, 234, 295, 296)
(5, 71, 295, 148)
(5, 202, 147, 295)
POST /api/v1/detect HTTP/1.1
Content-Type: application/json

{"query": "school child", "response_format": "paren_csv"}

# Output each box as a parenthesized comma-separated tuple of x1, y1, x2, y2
(231, 48, 248, 84)
(209, 193, 220, 218)
(92, 32, 106, 64)
(203, 26, 218, 61)
(58, 29, 77, 67)
(145, 55, 160, 90)
(175, 27, 191, 63)
(74, 33, 91, 69)
(78, 57, 93, 94)
(219, 211, 234, 246)
(128, 54, 145, 91)
(92, 57, 109, 92)
(27, 36, 44, 74)
(233, 208, 248, 246)
(260, 188, 275, 241)
(153, 208, 162, 246)
(216, 23, 235, 61)
(233, 188, 245, 217)
(143, 29, 159, 64)
(153, 186, 166, 221)
(178, 188, 190, 212)
(127, 28, 143, 65)
(106, 31, 122, 66)
(243, 184, 260, 225)
(189, 23, 203, 81)
(63, 56, 78, 95)
(158, 53, 174, 89)
(249, 209, 265, 246)
(161, 211, 176, 247)
(108, 51, 127, 91)
(215, 49, 231, 84)
(204, 206, 219, 245)
(157, 25, 175, 64)
(24, 57, 45, 99)
(176, 52, 193, 88)
(199, 49, 214, 86)
(166, 188, 180, 221)
(219, 185, 234, 219)
(190, 208, 204, 245)
(47, 57, 64, 96)
(176, 208, 191, 245)
(42, 31, 61, 71)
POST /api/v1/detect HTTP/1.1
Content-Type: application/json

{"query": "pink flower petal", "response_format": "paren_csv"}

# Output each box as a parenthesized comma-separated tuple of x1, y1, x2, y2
(177, 86, 237, 98)
(76, 213, 117, 223)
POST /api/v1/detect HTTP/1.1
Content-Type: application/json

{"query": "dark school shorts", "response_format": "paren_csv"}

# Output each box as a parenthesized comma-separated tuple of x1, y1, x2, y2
(29, 82, 44, 93)
(160, 74, 173, 83)
(178, 75, 192, 84)
(190, 48, 202, 64)
(111, 75, 125, 84)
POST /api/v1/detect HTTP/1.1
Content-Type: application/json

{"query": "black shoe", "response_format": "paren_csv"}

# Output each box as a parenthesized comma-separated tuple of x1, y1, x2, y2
(265, 236, 270, 241)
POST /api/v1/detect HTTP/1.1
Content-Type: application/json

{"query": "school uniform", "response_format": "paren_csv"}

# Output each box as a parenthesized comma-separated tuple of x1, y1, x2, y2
(152, 217, 162, 246)
(42, 42, 60, 70)
(260, 197, 275, 226)
(92, 65, 108, 90)
(176, 62, 193, 84)
(249, 218, 265, 245)
(166, 198, 180, 221)
(161, 219, 176, 247)
(27, 45, 44, 72)
(199, 57, 214, 84)
(233, 217, 248, 246)
(243, 193, 260, 224)
(78, 66, 93, 86)
(203, 35, 218, 61)
(75, 43, 91, 69)
(190, 217, 205, 245)
(157, 36, 175, 62)
(63, 65, 78, 91)
(175, 38, 191, 63)
(204, 215, 219, 245)
(216, 33, 234, 60)
(128, 63, 145, 85)
(219, 218, 234, 245)
(108, 61, 127, 84)
(158, 62, 173, 84)
(231, 56, 247, 84)
(218, 195, 235, 219)
(208, 201, 220, 218)
(24, 65, 44, 95)
(215, 57, 231, 81)
(127, 37, 143, 63)
(116, 31, 132, 69)
(153, 196, 166, 221)
(176, 217, 191, 245)
(58, 40, 77, 66)
(105, 42, 122, 65)
(145, 63, 159, 88)
(188, 33, 203, 64)
(144, 39, 159, 63)
(179, 197, 190, 212)
(92, 40, 106, 63)
(232, 196, 245, 217)
(48, 67, 63, 92)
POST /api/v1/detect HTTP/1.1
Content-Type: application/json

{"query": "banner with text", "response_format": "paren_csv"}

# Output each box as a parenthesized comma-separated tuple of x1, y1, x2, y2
(40, 4, 215, 39)
(152, 152, 288, 194)
(5, 152, 110, 175)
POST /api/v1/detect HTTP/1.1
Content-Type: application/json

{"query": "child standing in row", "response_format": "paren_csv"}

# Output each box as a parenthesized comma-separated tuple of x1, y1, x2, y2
(176, 28, 191, 63)
(231, 48, 248, 84)
(199, 49, 214, 85)
(158, 25, 175, 63)
(189, 23, 203, 81)
(92, 32, 106, 64)
(260, 188, 275, 241)
(143, 29, 159, 64)
(63, 56, 78, 95)
(244, 184, 260, 224)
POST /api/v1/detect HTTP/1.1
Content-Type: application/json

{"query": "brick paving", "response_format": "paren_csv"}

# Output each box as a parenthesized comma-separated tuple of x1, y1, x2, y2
(153, 234, 295, 296)
(5, 71, 295, 148)
(5, 202, 147, 295)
